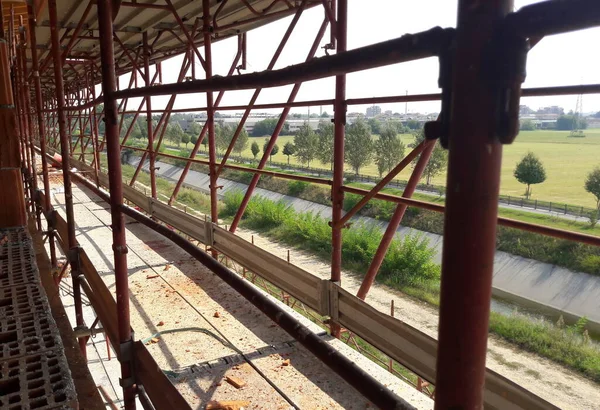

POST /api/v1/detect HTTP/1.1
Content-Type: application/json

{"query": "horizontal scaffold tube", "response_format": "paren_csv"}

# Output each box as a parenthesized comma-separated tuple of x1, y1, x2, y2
(112, 27, 454, 100)
(69, 173, 415, 410)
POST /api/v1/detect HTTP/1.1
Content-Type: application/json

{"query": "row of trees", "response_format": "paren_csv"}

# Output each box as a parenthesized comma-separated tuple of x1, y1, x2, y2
(250, 116, 421, 138)
(519, 115, 589, 131)
(282, 118, 448, 183)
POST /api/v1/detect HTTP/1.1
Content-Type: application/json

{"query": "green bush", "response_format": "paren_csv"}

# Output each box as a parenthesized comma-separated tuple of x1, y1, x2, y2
(489, 312, 600, 383)
(222, 191, 441, 288)
(177, 187, 212, 213)
(288, 180, 309, 197)
(578, 255, 600, 275)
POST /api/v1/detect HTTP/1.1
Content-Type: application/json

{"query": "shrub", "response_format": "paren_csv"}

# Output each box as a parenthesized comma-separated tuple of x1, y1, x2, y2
(224, 191, 441, 288)
(489, 312, 600, 383)
(589, 211, 599, 228)
(288, 180, 309, 197)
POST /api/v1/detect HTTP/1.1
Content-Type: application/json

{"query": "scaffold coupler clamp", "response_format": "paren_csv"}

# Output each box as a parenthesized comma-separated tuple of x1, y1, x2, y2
(68, 246, 82, 273)
(119, 339, 137, 389)
(425, 35, 455, 148)
(483, 30, 529, 144)
(113, 244, 129, 255)
(46, 209, 57, 230)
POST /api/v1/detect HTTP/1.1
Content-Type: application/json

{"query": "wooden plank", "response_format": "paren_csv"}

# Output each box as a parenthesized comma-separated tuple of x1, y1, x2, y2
(97, 171, 109, 188)
(123, 184, 150, 212)
(334, 285, 558, 410)
(336, 285, 437, 383)
(213, 226, 326, 313)
(29, 219, 106, 410)
(79, 249, 119, 343)
(133, 341, 192, 410)
(53, 212, 70, 245)
(149, 199, 207, 243)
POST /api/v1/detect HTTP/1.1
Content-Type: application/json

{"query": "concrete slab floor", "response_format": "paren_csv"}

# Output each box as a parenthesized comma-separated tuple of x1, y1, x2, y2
(46, 182, 433, 409)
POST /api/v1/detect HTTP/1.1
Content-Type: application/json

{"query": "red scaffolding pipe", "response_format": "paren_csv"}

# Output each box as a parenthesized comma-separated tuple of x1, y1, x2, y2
(97, 0, 136, 408)
(434, 0, 511, 407)
(49, 0, 87, 357)
(329, 0, 346, 338)
(229, 16, 329, 233)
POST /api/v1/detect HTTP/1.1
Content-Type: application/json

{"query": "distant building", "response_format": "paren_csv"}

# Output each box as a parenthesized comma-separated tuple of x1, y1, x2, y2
(366, 105, 381, 118)
(384, 110, 393, 116)
(519, 105, 534, 115)
(536, 106, 564, 115)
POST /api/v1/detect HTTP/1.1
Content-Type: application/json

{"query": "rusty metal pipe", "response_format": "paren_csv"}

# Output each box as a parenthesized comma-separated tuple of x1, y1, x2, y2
(113, 27, 452, 100)
(97, 0, 136, 408)
(357, 141, 435, 300)
(49, 0, 87, 356)
(434, 1, 512, 408)
(330, 0, 347, 337)
(229, 17, 330, 233)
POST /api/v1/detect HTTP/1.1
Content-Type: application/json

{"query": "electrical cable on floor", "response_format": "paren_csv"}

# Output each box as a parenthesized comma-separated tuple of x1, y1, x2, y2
(80, 194, 302, 410)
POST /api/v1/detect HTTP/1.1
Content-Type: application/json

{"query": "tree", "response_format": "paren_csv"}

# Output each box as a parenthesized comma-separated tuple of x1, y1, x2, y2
(252, 118, 289, 137)
(316, 121, 334, 169)
(405, 119, 420, 130)
(188, 121, 202, 138)
(520, 119, 536, 131)
(263, 138, 279, 163)
(190, 134, 198, 146)
(232, 124, 249, 159)
(345, 118, 373, 175)
(584, 167, 600, 210)
(283, 142, 296, 165)
(181, 134, 190, 147)
(251, 141, 260, 159)
(514, 152, 546, 199)
(374, 125, 405, 177)
(215, 123, 231, 153)
(411, 131, 448, 185)
(556, 114, 588, 131)
(137, 117, 148, 139)
(367, 118, 383, 135)
(320, 111, 329, 118)
(293, 123, 318, 167)
(166, 122, 184, 146)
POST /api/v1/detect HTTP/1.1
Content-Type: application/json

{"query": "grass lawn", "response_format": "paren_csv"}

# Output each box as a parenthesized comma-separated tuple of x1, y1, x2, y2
(160, 128, 600, 208)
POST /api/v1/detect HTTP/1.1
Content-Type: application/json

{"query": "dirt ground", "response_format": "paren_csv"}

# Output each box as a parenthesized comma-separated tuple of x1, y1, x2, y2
(234, 228, 600, 410)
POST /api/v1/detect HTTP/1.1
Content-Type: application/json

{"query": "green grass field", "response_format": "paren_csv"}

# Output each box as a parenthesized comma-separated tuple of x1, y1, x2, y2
(167, 128, 600, 208)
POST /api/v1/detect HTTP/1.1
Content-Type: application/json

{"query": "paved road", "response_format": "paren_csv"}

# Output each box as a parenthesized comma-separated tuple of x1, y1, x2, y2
(129, 157, 600, 329)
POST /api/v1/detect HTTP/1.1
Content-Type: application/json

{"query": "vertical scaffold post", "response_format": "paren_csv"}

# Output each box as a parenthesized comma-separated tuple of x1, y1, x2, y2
(143, 31, 156, 198)
(48, 0, 87, 355)
(434, 0, 512, 408)
(97, 0, 136, 408)
(330, 0, 347, 337)
(204, 0, 218, 258)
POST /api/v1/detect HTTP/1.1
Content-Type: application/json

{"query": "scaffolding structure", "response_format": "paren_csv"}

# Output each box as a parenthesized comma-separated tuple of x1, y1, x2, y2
(1, 0, 600, 409)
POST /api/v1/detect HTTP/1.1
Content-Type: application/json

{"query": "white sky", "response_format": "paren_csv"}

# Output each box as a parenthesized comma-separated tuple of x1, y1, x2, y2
(119, 0, 600, 116)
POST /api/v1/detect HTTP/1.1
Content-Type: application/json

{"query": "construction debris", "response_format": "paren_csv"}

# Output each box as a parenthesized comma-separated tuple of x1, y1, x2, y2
(151, 337, 160, 344)
(213, 311, 220, 318)
(281, 359, 290, 366)
(205, 400, 250, 410)
(157, 321, 165, 326)
(225, 376, 246, 389)
(163, 264, 171, 271)
(146, 274, 159, 279)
